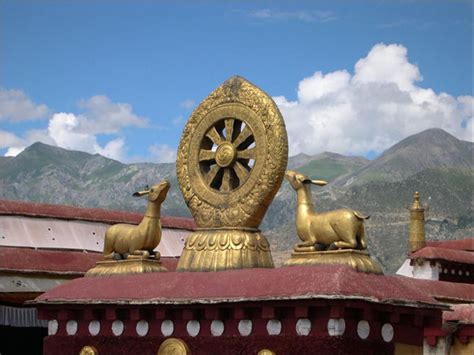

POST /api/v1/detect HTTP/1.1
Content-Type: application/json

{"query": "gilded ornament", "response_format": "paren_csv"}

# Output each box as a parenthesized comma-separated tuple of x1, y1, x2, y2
(176, 76, 288, 271)
(79, 346, 98, 355)
(408, 191, 426, 253)
(257, 350, 276, 355)
(86, 181, 170, 276)
(284, 170, 382, 274)
(157, 338, 190, 355)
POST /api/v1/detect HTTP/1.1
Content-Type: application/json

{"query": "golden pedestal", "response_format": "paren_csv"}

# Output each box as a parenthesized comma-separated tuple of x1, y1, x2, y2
(177, 229, 274, 272)
(86, 258, 168, 277)
(284, 249, 383, 274)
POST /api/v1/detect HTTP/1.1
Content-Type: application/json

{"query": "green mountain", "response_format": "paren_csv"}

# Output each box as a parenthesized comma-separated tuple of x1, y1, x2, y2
(334, 128, 473, 187)
(0, 142, 188, 216)
(296, 152, 368, 183)
(0, 128, 472, 273)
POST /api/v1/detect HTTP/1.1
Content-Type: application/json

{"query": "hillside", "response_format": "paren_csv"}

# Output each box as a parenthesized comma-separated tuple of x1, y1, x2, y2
(0, 128, 472, 273)
(0, 142, 188, 216)
(334, 128, 473, 187)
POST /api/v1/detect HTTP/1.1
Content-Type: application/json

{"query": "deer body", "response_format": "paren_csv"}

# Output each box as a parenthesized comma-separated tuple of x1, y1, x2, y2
(103, 180, 170, 259)
(286, 170, 368, 250)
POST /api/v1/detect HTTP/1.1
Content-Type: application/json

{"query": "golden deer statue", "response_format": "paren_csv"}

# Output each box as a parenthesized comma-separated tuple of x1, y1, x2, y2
(103, 180, 170, 260)
(285, 170, 368, 251)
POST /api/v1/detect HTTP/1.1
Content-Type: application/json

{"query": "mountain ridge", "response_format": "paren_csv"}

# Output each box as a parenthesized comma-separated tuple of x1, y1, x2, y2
(333, 128, 473, 187)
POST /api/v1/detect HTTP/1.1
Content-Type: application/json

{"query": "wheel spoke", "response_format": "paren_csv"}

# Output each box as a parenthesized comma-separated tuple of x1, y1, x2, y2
(237, 147, 256, 160)
(204, 165, 220, 185)
(199, 149, 215, 162)
(220, 168, 231, 192)
(225, 119, 234, 142)
(206, 126, 224, 145)
(233, 161, 249, 182)
(233, 125, 253, 148)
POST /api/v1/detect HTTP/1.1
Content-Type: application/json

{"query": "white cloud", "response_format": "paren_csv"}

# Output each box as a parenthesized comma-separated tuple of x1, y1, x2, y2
(275, 43, 473, 157)
(353, 43, 422, 91)
(5, 147, 25, 156)
(0, 88, 49, 121)
(46, 112, 127, 161)
(48, 113, 97, 150)
(148, 144, 177, 163)
(78, 95, 148, 134)
(248, 9, 336, 23)
(0, 130, 25, 148)
(94, 138, 126, 161)
(2, 95, 148, 162)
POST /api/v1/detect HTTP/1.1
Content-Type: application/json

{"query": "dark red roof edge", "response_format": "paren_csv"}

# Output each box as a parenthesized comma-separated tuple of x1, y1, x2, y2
(410, 246, 474, 265)
(426, 238, 474, 251)
(0, 199, 196, 230)
(0, 246, 179, 274)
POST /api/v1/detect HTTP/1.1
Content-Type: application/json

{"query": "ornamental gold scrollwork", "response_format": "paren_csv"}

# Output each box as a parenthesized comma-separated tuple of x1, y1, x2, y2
(176, 76, 288, 271)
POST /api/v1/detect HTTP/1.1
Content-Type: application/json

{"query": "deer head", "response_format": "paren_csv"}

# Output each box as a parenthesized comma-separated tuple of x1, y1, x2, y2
(285, 170, 328, 190)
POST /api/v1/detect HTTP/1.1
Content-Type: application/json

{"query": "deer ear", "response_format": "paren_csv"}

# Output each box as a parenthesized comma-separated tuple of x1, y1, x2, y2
(311, 179, 328, 186)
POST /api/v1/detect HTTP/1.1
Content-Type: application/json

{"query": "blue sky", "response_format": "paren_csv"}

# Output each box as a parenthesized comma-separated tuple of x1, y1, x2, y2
(0, 1, 472, 162)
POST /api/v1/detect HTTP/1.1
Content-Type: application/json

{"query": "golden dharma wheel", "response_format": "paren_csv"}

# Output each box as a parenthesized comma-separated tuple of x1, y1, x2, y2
(176, 76, 288, 228)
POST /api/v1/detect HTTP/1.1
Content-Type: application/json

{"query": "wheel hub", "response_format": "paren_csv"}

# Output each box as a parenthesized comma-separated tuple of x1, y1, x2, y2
(215, 142, 236, 168)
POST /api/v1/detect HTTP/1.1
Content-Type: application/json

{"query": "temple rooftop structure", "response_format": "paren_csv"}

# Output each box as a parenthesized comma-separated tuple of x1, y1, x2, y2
(31, 263, 473, 354)
(2, 77, 473, 354)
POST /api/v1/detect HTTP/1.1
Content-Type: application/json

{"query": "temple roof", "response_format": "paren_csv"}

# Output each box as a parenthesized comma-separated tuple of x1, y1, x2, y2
(410, 246, 474, 265)
(33, 265, 473, 308)
(426, 238, 474, 251)
(0, 247, 179, 275)
(443, 304, 474, 325)
(0, 199, 196, 230)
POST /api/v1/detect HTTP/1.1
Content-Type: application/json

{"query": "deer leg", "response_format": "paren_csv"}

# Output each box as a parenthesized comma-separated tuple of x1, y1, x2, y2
(103, 252, 115, 260)
(297, 240, 316, 248)
(357, 223, 367, 250)
(128, 250, 150, 259)
(330, 221, 358, 250)
(332, 239, 358, 249)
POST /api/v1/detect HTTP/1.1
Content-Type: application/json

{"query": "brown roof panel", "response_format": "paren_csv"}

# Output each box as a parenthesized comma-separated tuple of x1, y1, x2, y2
(443, 304, 474, 324)
(404, 278, 474, 303)
(0, 199, 196, 230)
(410, 246, 474, 265)
(0, 247, 179, 274)
(34, 265, 453, 307)
(426, 238, 474, 251)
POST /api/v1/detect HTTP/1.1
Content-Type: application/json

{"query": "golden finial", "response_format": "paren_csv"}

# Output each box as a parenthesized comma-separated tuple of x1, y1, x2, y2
(409, 191, 426, 253)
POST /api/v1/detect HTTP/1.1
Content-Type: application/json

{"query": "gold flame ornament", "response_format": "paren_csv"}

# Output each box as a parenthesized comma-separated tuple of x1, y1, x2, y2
(176, 76, 288, 271)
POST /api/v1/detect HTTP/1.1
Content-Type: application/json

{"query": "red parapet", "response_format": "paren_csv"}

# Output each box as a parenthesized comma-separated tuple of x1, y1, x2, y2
(410, 246, 474, 265)
(426, 238, 474, 251)
(0, 199, 196, 230)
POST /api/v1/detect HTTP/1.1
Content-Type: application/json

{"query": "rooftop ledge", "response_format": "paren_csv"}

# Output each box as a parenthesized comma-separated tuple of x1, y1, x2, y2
(31, 264, 472, 309)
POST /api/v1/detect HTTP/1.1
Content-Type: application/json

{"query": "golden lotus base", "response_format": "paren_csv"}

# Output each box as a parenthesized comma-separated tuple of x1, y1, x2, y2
(85, 258, 168, 277)
(177, 229, 274, 272)
(284, 249, 383, 274)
